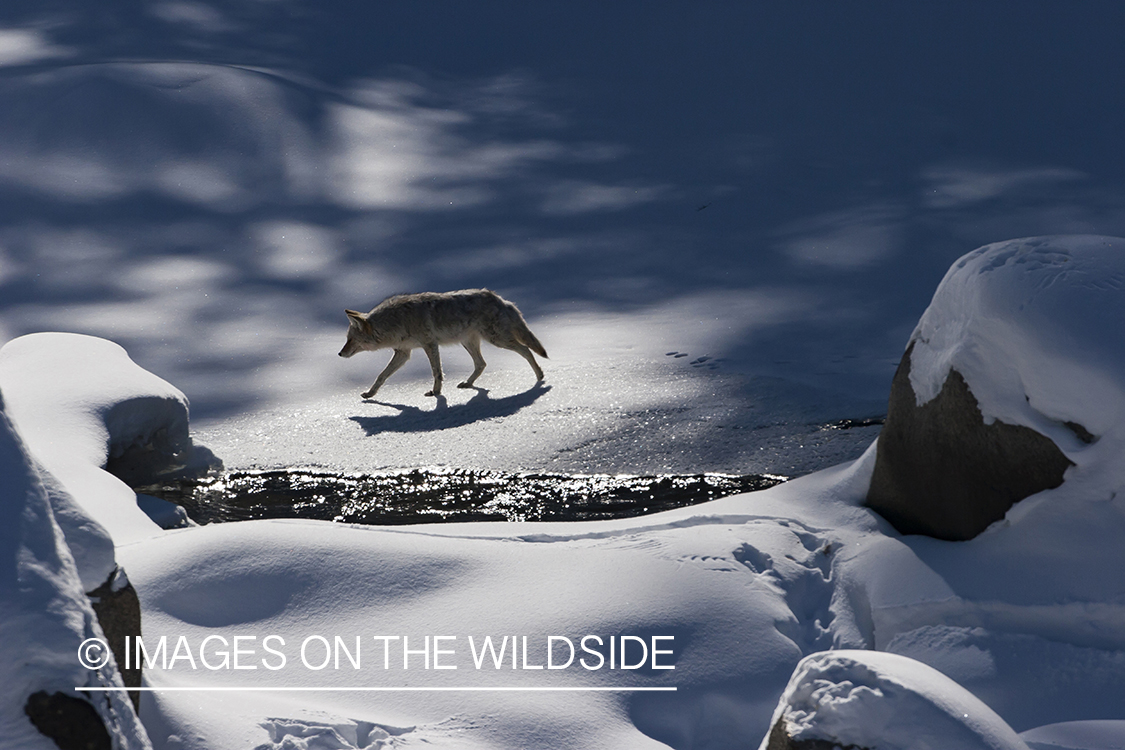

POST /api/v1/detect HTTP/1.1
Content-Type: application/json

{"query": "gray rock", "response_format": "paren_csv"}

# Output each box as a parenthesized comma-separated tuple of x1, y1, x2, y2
(866, 342, 1074, 541)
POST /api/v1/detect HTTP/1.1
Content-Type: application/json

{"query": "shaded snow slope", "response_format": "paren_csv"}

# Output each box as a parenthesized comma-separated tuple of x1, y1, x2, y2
(1022, 721, 1125, 750)
(7, 3, 1125, 442)
(117, 456, 882, 750)
(0, 393, 150, 749)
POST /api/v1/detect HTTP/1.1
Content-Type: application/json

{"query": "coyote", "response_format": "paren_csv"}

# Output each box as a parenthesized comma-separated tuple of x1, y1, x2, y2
(339, 289, 548, 398)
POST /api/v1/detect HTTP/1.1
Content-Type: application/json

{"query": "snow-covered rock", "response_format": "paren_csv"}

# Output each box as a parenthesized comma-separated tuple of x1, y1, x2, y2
(0, 392, 150, 749)
(908, 236, 1125, 446)
(868, 235, 1125, 539)
(760, 650, 1029, 750)
(0, 332, 194, 587)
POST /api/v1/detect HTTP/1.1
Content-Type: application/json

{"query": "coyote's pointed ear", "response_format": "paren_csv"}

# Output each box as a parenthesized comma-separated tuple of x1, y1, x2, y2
(345, 309, 365, 323)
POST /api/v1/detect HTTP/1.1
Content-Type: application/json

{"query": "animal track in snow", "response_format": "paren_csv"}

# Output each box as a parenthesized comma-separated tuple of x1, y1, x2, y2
(733, 523, 839, 654)
(664, 352, 723, 370)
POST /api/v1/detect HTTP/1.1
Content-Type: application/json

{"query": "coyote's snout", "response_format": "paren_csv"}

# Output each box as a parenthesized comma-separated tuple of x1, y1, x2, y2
(339, 289, 548, 398)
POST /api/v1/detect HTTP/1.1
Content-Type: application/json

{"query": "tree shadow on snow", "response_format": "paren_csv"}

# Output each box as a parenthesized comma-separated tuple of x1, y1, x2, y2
(349, 383, 550, 435)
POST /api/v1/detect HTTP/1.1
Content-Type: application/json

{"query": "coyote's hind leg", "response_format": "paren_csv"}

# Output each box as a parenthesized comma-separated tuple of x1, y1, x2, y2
(458, 336, 487, 388)
(503, 342, 544, 382)
(422, 342, 444, 396)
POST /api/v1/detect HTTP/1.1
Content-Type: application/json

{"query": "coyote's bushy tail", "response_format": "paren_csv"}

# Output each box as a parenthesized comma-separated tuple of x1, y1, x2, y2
(516, 320, 548, 358)
(489, 290, 548, 358)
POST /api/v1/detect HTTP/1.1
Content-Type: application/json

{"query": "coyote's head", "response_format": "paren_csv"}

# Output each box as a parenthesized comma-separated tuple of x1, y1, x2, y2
(338, 310, 375, 357)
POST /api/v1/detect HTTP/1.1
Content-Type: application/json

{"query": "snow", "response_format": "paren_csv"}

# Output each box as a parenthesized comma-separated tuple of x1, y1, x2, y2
(4, 232, 1125, 745)
(3, 4, 1125, 748)
(762, 650, 1029, 750)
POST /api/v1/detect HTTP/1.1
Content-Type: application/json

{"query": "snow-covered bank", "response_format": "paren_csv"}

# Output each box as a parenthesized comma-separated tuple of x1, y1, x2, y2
(115, 456, 881, 750)
(117, 426, 1124, 748)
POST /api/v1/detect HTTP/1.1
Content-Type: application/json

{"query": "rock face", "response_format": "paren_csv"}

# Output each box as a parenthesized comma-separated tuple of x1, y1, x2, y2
(866, 342, 1074, 541)
(88, 571, 143, 713)
(24, 691, 112, 750)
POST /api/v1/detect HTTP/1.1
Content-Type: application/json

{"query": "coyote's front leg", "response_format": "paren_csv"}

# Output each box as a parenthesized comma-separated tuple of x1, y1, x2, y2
(362, 348, 410, 398)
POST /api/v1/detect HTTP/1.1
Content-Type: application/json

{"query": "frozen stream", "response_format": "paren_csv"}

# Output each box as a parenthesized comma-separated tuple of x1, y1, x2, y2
(140, 467, 786, 525)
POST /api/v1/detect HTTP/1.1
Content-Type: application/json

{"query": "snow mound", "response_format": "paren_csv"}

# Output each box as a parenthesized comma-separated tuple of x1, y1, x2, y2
(0, 393, 150, 749)
(907, 235, 1125, 500)
(1021, 721, 1125, 750)
(0, 333, 195, 586)
(761, 650, 1028, 750)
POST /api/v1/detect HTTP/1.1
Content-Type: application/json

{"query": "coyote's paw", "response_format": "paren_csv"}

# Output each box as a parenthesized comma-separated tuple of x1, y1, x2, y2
(361, 389, 377, 399)
(425, 390, 440, 397)
(457, 381, 473, 389)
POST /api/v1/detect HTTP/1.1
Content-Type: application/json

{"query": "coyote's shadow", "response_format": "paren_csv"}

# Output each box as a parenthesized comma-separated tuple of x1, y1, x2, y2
(349, 383, 550, 435)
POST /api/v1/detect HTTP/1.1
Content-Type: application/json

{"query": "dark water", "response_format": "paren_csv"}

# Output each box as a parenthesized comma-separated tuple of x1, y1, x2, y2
(140, 468, 787, 526)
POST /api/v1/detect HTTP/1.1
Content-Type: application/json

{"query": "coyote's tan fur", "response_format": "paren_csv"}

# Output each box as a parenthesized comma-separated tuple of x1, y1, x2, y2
(339, 289, 547, 398)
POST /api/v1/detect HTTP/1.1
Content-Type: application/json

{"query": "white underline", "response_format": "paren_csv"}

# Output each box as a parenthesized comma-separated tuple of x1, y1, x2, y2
(75, 686, 677, 692)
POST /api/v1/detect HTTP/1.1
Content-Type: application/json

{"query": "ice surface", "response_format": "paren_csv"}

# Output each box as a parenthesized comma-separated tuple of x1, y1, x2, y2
(195, 306, 885, 478)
